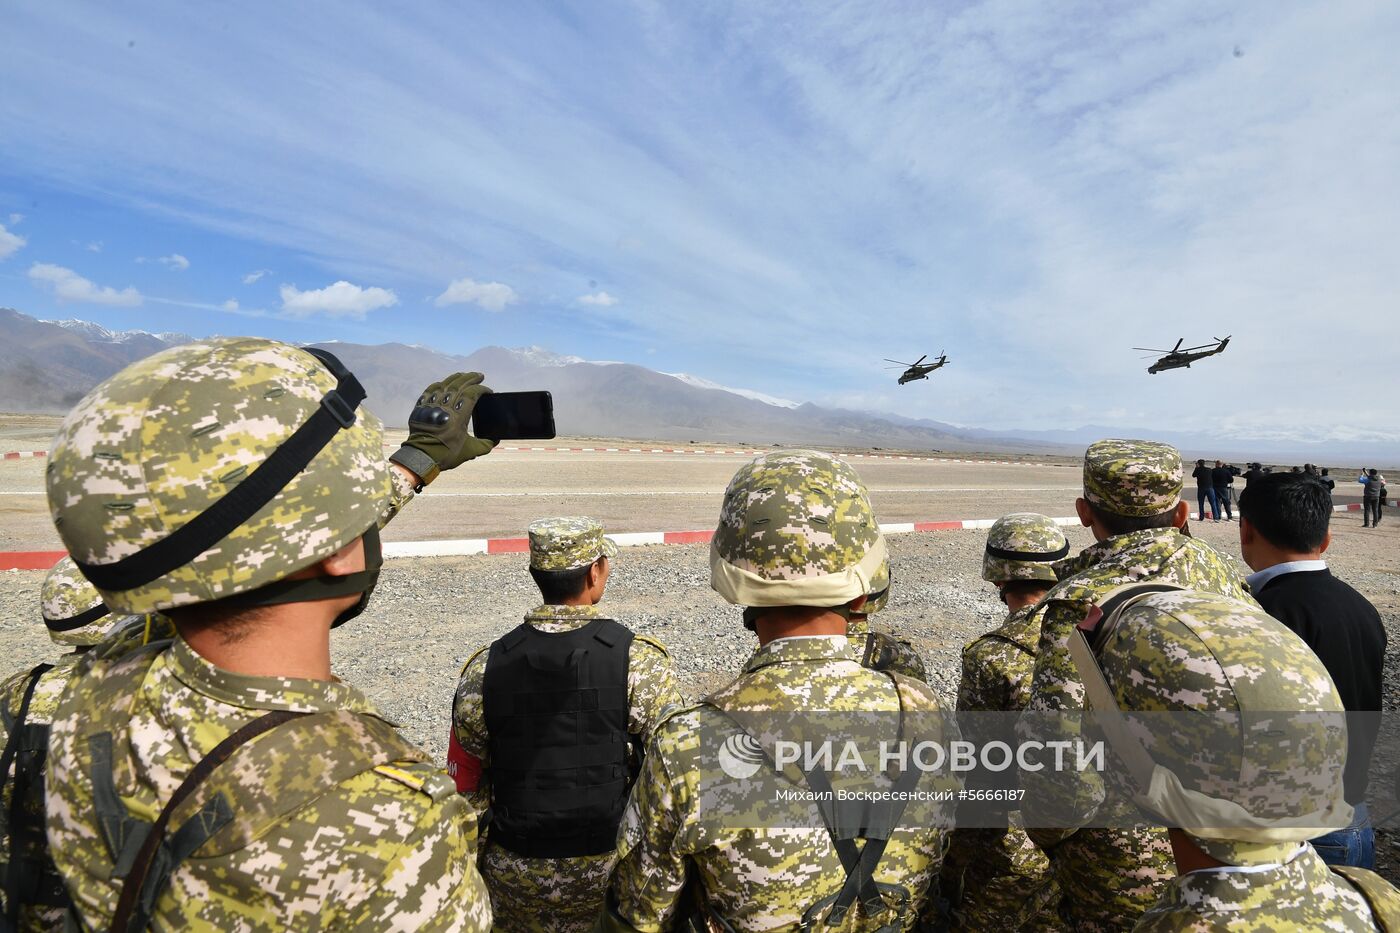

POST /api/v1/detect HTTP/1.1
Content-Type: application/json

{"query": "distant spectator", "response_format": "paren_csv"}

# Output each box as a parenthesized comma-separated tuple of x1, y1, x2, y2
(1359, 468, 1386, 527)
(1238, 473, 1385, 868)
(1211, 459, 1239, 522)
(1191, 458, 1219, 521)
(1242, 462, 1265, 490)
(1320, 468, 1335, 500)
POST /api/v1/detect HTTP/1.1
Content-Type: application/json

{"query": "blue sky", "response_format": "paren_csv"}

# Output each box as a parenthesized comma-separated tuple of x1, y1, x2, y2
(1, 2, 1396, 443)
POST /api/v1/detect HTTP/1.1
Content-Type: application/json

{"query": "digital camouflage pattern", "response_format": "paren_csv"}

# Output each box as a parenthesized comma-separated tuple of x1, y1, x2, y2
(1135, 845, 1399, 932)
(46, 338, 393, 613)
(0, 614, 153, 931)
(452, 603, 679, 933)
(1099, 591, 1348, 866)
(608, 635, 958, 932)
(1017, 527, 1254, 931)
(981, 513, 1068, 584)
(528, 516, 619, 571)
(1081, 439, 1184, 518)
(942, 604, 1058, 931)
(863, 555, 892, 614)
(710, 450, 885, 608)
(40, 556, 123, 647)
(46, 637, 492, 932)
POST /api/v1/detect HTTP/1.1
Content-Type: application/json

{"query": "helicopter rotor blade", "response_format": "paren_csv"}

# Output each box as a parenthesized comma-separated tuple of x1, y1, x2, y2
(1131, 348, 1170, 353)
(884, 359, 914, 366)
(1172, 338, 1184, 352)
(913, 354, 927, 366)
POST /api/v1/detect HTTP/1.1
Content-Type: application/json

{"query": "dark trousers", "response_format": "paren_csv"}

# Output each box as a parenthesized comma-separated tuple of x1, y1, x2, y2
(1197, 487, 1219, 521)
(1311, 802, 1375, 869)
(1214, 486, 1233, 520)
(1364, 498, 1382, 526)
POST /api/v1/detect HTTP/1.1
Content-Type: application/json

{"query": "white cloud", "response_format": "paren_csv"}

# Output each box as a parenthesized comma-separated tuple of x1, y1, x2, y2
(157, 253, 189, 271)
(6, 213, 22, 225)
(578, 291, 618, 307)
(85, 241, 103, 253)
(222, 298, 239, 311)
(28, 263, 142, 306)
(242, 269, 269, 284)
(279, 280, 398, 319)
(0, 223, 25, 260)
(435, 277, 519, 312)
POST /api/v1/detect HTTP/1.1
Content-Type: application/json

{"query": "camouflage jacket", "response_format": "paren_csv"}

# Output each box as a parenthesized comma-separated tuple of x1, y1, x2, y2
(47, 636, 491, 932)
(940, 606, 1057, 931)
(607, 635, 959, 932)
(1135, 846, 1400, 931)
(1017, 529, 1254, 931)
(846, 617, 929, 683)
(452, 603, 680, 933)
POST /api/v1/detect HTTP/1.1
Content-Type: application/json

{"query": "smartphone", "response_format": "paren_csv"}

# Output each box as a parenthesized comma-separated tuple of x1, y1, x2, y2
(471, 390, 556, 440)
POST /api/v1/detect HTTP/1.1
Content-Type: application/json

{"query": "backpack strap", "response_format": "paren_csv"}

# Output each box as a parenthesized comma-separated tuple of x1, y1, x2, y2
(1332, 865, 1400, 933)
(110, 710, 305, 933)
(1, 663, 55, 925)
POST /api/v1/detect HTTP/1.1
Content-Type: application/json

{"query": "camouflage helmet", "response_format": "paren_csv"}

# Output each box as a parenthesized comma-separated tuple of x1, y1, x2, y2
(1095, 590, 1349, 866)
(981, 513, 1068, 584)
(710, 450, 886, 608)
(862, 556, 892, 615)
(41, 556, 123, 647)
(47, 338, 391, 614)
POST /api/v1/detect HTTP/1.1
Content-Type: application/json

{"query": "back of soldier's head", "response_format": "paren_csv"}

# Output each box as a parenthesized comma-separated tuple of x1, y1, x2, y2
(47, 338, 389, 618)
(1237, 472, 1331, 553)
(41, 556, 122, 648)
(710, 450, 884, 613)
(981, 513, 1067, 590)
(526, 517, 617, 604)
(1095, 590, 1348, 866)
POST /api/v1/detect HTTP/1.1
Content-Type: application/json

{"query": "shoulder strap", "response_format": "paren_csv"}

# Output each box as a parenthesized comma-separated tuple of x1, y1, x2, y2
(111, 709, 307, 933)
(0, 664, 52, 798)
(1332, 865, 1400, 932)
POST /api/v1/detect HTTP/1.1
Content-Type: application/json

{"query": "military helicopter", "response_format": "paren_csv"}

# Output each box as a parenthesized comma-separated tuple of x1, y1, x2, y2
(1133, 336, 1231, 374)
(885, 352, 948, 385)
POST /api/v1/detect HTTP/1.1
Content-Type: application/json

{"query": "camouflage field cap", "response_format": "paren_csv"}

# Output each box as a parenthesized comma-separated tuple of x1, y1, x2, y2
(41, 556, 122, 647)
(710, 450, 886, 608)
(1095, 590, 1349, 866)
(1082, 438, 1183, 518)
(47, 338, 391, 614)
(528, 516, 618, 571)
(981, 513, 1068, 583)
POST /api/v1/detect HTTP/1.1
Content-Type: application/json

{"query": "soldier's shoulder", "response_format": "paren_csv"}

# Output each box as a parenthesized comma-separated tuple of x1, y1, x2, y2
(457, 644, 491, 681)
(631, 633, 672, 659)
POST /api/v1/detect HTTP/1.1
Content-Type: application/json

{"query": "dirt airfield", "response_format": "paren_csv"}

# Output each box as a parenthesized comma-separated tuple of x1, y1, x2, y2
(3, 415, 1399, 881)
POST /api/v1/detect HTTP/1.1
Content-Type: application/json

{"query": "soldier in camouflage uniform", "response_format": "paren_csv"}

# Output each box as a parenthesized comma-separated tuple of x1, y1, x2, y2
(0, 560, 160, 930)
(1016, 440, 1254, 931)
(42, 338, 494, 931)
(599, 450, 960, 932)
(450, 517, 680, 933)
(940, 514, 1068, 931)
(846, 557, 930, 682)
(1072, 590, 1400, 930)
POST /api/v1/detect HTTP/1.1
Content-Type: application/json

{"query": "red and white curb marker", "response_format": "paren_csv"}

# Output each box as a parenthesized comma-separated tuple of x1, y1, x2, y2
(0, 503, 1376, 571)
(1, 451, 46, 460)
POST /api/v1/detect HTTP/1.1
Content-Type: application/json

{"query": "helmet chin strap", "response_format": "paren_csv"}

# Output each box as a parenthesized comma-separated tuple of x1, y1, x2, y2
(203, 526, 383, 629)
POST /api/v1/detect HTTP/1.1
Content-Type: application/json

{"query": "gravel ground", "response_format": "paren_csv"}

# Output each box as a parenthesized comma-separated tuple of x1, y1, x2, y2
(2, 507, 1399, 883)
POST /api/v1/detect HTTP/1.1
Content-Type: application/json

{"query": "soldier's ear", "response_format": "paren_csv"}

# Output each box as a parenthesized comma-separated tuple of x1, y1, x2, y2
(848, 594, 869, 613)
(1074, 498, 1095, 528)
(1319, 530, 1331, 555)
(1170, 500, 1189, 529)
(318, 535, 367, 577)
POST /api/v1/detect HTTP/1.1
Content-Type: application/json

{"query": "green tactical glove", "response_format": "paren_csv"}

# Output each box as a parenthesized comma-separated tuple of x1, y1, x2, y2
(388, 372, 496, 485)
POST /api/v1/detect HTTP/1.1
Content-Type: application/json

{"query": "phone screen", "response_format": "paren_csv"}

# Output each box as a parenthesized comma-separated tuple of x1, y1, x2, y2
(471, 390, 557, 440)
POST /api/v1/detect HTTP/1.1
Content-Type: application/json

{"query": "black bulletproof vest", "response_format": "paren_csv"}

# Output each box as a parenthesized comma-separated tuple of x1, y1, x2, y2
(482, 617, 634, 859)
